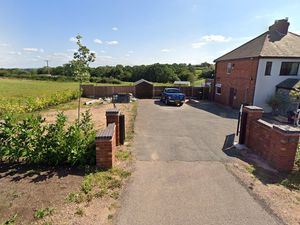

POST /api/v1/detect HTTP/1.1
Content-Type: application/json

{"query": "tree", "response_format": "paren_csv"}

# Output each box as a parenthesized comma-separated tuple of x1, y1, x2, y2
(70, 34, 96, 121)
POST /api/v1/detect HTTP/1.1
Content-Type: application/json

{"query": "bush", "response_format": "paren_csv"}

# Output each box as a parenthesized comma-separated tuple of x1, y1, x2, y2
(0, 89, 79, 117)
(266, 92, 290, 115)
(89, 76, 122, 84)
(0, 111, 96, 166)
(0, 74, 76, 82)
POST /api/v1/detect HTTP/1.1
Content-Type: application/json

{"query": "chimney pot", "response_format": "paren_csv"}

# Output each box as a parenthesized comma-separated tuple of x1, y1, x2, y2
(269, 18, 290, 35)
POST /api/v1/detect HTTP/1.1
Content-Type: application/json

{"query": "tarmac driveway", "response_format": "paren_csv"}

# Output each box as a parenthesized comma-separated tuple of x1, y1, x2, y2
(116, 100, 282, 225)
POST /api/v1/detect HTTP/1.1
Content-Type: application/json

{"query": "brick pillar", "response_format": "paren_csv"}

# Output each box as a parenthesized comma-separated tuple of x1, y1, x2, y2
(95, 123, 116, 169)
(243, 106, 263, 146)
(269, 126, 300, 172)
(106, 109, 120, 146)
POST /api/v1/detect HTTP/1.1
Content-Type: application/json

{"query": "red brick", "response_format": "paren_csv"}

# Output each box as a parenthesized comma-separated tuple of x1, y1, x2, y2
(214, 59, 259, 108)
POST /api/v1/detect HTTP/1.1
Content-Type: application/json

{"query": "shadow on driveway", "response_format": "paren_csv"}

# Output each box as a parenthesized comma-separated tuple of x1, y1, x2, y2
(186, 100, 239, 119)
(153, 99, 182, 107)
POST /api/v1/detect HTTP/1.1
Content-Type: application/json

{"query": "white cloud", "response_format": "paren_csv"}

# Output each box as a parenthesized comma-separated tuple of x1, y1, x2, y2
(106, 41, 119, 45)
(192, 34, 232, 49)
(23, 48, 39, 52)
(69, 37, 77, 42)
(94, 39, 103, 44)
(191, 42, 206, 48)
(112, 27, 118, 31)
(161, 48, 172, 52)
(100, 50, 106, 53)
(0, 43, 8, 47)
(201, 35, 232, 42)
(125, 54, 130, 57)
(128, 50, 134, 54)
(23, 48, 44, 53)
(8, 51, 22, 56)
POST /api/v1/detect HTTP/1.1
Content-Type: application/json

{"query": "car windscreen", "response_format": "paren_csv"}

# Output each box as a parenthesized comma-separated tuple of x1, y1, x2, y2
(165, 89, 180, 93)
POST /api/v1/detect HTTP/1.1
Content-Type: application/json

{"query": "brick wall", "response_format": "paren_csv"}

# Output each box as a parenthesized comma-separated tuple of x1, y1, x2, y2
(243, 106, 300, 172)
(215, 58, 259, 108)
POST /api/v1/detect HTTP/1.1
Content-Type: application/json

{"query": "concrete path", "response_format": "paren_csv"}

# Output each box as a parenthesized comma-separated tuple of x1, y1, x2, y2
(116, 100, 282, 225)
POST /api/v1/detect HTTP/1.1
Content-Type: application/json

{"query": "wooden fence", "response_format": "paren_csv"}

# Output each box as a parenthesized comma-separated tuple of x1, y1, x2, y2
(81, 84, 212, 99)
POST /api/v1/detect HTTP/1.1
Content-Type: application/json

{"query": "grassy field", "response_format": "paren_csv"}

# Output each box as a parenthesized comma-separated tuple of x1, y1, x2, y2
(0, 78, 79, 117)
(0, 78, 78, 99)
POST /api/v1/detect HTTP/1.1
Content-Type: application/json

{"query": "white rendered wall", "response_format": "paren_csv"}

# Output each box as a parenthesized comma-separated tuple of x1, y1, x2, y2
(253, 58, 300, 112)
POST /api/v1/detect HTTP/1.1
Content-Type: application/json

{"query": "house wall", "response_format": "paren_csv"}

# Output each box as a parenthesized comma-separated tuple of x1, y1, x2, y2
(253, 58, 300, 112)
(214, 58, 259, 108)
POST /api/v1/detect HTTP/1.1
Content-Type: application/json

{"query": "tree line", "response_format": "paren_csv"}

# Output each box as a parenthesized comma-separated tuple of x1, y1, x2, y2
(0, 62, 214, 84)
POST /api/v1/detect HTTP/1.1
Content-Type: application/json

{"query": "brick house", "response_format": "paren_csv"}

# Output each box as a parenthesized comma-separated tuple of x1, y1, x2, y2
(213, 18, 300, 112)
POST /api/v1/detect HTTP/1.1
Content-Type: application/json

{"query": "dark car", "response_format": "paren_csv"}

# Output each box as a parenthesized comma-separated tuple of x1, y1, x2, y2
(160, 88, 185, 106)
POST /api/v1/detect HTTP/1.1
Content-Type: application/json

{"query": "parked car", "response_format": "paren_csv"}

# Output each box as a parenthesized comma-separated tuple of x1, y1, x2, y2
(160, 88, 185, 106)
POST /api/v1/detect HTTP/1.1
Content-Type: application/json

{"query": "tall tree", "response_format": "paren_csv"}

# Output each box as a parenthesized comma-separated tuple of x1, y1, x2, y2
(70, 34, 96, 121)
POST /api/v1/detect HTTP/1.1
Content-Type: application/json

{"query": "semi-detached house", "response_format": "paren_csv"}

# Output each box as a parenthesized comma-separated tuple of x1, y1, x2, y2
(214, 18, 300, 112)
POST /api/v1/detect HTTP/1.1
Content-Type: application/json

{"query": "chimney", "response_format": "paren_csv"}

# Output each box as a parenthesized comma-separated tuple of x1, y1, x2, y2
(269, 18, 290, 35)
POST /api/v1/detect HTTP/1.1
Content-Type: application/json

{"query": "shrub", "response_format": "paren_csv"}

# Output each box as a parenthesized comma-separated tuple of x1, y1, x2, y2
(266, 92, 290, 115)
(0, 89, 79, 117)
(0, 110, 96, 166)
(89, 76, 122, 84)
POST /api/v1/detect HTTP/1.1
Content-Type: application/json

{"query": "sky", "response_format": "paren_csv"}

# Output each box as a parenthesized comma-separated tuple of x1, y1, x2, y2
(1, 0, 300, 68)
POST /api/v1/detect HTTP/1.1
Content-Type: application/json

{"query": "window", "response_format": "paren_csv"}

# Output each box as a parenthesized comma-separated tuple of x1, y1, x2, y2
(264, 61, 272, 76)
(280, 62, 299, 76)
(227, 63, 234, 74)
(215, 84, 222, 95)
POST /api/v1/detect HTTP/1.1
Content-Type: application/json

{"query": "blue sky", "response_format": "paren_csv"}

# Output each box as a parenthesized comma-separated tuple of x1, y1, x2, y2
(1, 0, 300, 68)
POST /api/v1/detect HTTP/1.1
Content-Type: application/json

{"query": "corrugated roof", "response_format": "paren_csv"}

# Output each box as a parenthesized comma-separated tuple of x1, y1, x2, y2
(276, 78, 300, 90)
(214, 31, 300, 62)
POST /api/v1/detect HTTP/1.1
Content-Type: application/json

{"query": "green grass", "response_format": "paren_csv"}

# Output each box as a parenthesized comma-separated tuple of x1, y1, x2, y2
(66, 167, 131, 204)
(245, 165, 255, 174)
(92, 81, 133, 86)
(34, 207, 54, 219)
(194, 79, 205, 86)
(92, 82, 175, 87)
(0, 78, 77, 100)
(1, 214, 17, 225)
(0, 78, 79, 117)
(116, 150, 132, 161)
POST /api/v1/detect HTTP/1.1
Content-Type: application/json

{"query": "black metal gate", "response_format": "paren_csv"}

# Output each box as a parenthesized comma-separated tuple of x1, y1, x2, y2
(238, 109, 248, 144)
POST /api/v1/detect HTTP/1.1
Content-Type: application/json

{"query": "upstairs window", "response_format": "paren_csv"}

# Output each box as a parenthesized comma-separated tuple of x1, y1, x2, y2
(227, 63, 234, 74)
(264, 61, 272, 76)
(280, 62, 299, 76)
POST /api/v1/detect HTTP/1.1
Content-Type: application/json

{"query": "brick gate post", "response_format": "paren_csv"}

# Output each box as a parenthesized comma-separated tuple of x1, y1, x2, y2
(95, 123, 116, 169)
(106, 109, 121, 146)
(242, 106, 264, 146)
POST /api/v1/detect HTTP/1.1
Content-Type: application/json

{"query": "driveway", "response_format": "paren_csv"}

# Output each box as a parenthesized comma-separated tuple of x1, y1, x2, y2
(116, 100, 282, 225)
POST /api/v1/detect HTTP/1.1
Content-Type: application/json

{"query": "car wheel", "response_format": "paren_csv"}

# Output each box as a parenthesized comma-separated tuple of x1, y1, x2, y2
(165, 99, 169, 105)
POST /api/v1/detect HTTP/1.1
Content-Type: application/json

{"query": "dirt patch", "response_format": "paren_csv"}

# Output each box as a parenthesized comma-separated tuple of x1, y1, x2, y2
(0, 101, 137, 225)
(225, 149, 300, 225)
(42, 99, 133, 131)
(0, 164, 84, 224)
